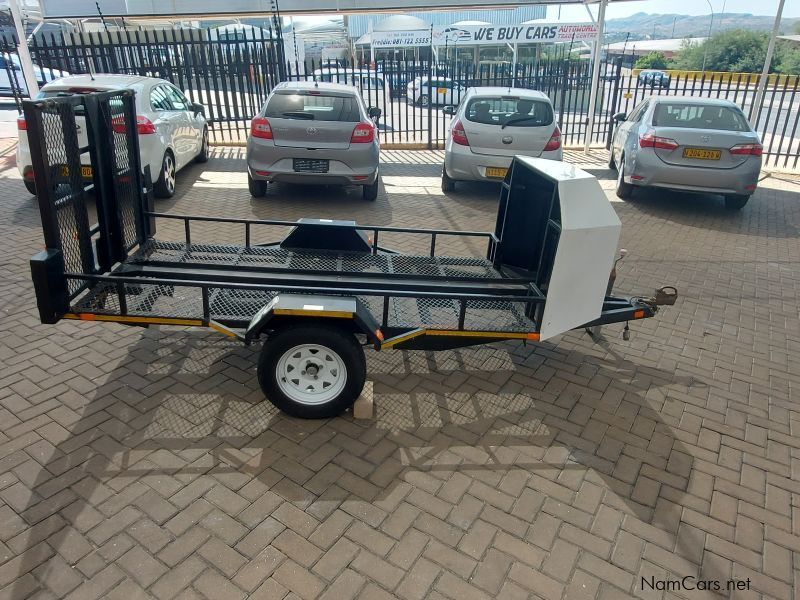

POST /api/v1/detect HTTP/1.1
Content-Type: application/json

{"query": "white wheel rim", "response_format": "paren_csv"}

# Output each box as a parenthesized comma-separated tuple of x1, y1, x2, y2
(164, 155, 175, 192)
(276, 343, 347, 405)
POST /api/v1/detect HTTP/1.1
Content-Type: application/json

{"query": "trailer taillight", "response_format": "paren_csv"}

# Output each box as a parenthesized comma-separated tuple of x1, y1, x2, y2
(17, 116, 26, 130)
(251, 116, 273, 139)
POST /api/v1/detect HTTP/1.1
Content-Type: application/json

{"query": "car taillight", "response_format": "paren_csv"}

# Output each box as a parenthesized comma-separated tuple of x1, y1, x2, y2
(729, 143, 762, 157)
(136, 116, 156, 135)
(109, 115, 155, 134)
(351, 122, 375, 144)
(543, 126, 561, 151)
(250, 116, 273, 139)
(639, 130, 678, 150)
(17, 116, 26, 130)
(452, 119, 469, 146)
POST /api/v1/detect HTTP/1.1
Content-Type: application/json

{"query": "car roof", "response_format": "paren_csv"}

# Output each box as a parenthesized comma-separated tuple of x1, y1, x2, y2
(467, 87, 550, 101)
(274, 80, 360, 94)
(648, 95, 738, 108)
(41, 74, 156, 91)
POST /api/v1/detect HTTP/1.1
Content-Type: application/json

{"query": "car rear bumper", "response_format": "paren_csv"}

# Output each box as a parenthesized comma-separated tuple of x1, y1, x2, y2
(445, 143, 562, 181)
(627, 151, 760, 195)
(247, 139, 379, 186)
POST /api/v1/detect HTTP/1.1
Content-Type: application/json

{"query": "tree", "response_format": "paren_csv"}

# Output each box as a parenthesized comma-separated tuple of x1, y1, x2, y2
(669, 29, 800, 74)
(672, 29, 768, 72)
(634, 51, 668, 70)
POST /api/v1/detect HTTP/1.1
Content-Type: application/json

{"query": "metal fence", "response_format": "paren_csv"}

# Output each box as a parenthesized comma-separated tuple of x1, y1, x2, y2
(2, 31, 798, 168)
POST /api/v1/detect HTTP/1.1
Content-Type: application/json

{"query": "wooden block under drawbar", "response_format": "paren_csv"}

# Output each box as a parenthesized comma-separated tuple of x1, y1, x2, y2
(353, 381, 374, 419)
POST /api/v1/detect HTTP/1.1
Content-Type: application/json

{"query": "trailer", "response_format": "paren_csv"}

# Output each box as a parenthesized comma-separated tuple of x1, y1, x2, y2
(26, 90, 676, 419)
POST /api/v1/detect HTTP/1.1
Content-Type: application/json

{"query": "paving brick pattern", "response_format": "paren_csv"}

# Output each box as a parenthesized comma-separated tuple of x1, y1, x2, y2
(1, 140, 799, 599)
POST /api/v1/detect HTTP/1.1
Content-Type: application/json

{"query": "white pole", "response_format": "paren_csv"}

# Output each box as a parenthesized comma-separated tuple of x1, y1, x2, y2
(584, 0, 607, 154)
(8, 0, 39, 98)
(752, 0, 786, 125)
(512, 42, 517, 87)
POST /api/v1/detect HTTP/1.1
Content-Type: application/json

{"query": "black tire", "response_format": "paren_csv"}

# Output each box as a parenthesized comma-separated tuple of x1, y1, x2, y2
(362, 176, 379, 201)
(195, 128, 209, 163)
(153, 151, 176, 198)
(607, 150, 616, 170)
(724, 194, 749, 210)
(441, 168, 455, 192)
(257, 323, 366, 419)
(418, 94, 430, 107)
(24, 179, 36, 196)
(248, 174, 267, 198)
(615, 155, 634, 200)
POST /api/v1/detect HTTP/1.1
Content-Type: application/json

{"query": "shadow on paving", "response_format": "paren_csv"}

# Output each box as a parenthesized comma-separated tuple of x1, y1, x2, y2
(4, 323, 730, 598)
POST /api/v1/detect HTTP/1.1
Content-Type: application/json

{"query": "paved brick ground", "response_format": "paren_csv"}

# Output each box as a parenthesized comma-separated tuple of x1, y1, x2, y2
(1, 140, 799, 600)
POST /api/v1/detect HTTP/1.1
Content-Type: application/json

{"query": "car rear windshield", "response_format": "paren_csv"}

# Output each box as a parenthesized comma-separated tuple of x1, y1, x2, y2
(464, 97, 553, 127)
(653, 103, 749, 131)
(265, 92, 360, 122)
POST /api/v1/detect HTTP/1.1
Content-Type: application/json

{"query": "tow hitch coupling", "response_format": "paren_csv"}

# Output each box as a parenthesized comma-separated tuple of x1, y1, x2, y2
(653, 286, 678, 306)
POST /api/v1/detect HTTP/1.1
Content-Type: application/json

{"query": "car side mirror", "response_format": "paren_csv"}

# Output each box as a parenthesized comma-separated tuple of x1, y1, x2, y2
(442, 105, 456, 115)
(191, 102, 205, 117)
(368, 106, 381, 120)
(612, 112, 626, 123)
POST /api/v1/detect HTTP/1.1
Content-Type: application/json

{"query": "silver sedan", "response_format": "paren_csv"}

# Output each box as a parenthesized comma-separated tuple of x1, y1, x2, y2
(247, 81, 382, 201)
(609, 96, 762, 210)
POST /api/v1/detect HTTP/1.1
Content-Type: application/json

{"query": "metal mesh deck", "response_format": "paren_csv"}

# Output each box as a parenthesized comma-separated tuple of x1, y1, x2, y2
(71, 241, 536, 332)
(128, 240, 502, 279)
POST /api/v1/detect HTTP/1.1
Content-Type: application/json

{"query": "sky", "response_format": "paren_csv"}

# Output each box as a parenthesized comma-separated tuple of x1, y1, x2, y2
(551, 0, 798, 20)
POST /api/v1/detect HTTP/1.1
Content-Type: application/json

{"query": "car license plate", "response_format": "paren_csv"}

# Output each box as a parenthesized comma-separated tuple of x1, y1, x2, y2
(293, 159, 329, 173)
(485, 167, 508, 179)
(437, 87, 447, 95)
(60, 165, 93, 178)
(683, 148, 720, 160)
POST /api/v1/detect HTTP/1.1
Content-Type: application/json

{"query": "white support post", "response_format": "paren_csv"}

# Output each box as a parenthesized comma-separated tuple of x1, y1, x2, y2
(8, 0, 39, 98)
(584, 0, 607, 154)
(752, 0, 786, 125)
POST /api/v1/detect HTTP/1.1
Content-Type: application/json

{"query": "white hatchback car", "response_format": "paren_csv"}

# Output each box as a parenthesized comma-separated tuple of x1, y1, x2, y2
(407, 76, 465, 107)
(17, 74, 208, 197)
(442, 88, 562, 191)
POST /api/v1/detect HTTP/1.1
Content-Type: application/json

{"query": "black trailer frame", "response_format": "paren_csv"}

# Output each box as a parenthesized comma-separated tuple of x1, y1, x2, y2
(27, 91, 675, 417)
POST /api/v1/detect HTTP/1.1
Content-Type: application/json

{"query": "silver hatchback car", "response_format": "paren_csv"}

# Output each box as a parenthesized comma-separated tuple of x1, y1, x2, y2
(442, 88, 562, 191)
(247, 81, 381, 201)
(610, 97, 761, 210)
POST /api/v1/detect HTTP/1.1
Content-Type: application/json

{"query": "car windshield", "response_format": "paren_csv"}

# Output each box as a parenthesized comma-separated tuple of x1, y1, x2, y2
(464, 97, 553, 128)
(265, 92, 360, 122)
(652, 103, 749, 131)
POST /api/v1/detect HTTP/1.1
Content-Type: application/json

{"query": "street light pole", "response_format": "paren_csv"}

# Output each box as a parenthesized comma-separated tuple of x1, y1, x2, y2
(700, 0, 714, 74)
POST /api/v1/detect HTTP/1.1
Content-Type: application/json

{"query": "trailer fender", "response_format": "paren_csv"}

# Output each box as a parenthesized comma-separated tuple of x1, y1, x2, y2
(244, 294, 382, 346)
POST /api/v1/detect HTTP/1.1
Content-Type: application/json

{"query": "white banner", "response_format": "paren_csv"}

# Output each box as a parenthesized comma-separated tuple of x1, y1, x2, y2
(370, 23, 598, 48)
(435, 23, 598, 45)
(371, 30, 434, 48)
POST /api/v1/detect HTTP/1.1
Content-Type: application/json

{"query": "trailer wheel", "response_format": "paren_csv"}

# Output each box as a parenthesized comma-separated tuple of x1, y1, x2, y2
(258, 324, 366, 419)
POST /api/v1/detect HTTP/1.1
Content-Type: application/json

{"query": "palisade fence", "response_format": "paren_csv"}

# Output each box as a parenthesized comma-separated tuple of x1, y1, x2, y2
(1, 30, 798, 168)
